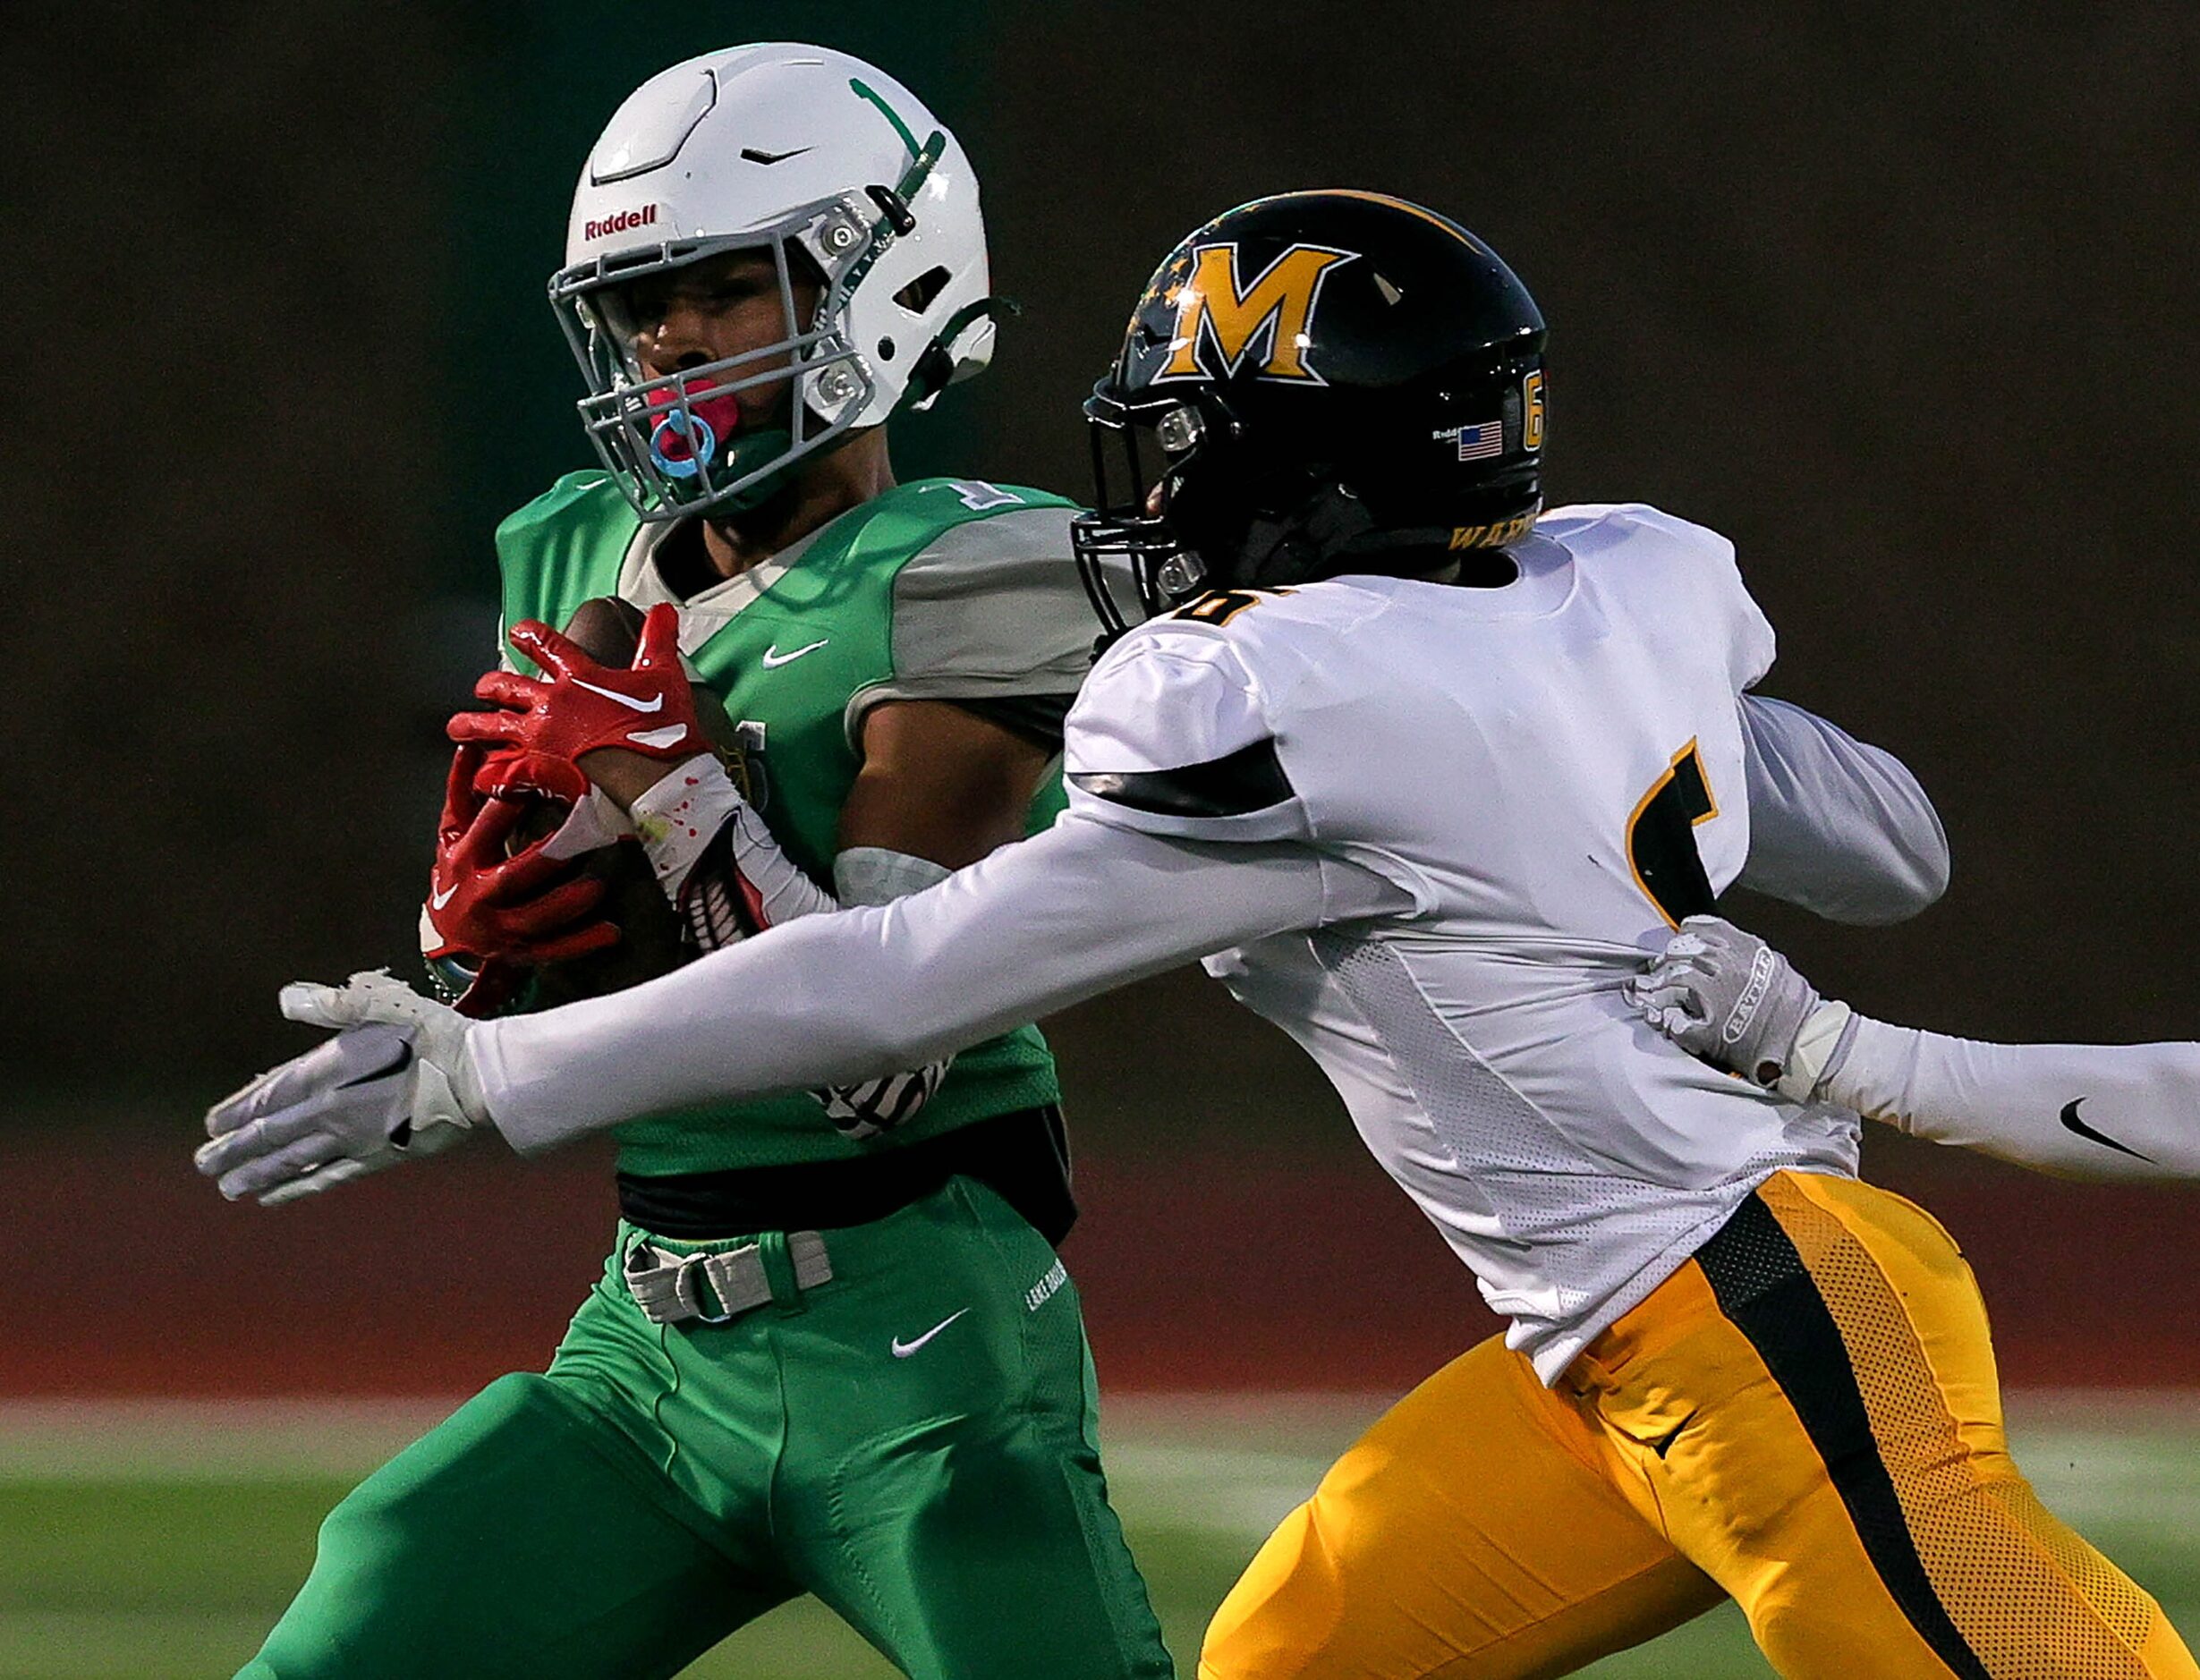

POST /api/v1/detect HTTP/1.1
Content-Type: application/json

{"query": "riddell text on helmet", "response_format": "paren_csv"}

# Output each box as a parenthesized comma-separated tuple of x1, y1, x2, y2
(584, 205, 659, 241)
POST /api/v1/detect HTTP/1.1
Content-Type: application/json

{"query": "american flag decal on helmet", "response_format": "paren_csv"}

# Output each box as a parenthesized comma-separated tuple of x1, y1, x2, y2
(1443, 420, 1505, 462)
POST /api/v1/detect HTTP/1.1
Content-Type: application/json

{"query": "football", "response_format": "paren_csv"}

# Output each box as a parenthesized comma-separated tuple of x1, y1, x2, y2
(516, 595, 743, 1006)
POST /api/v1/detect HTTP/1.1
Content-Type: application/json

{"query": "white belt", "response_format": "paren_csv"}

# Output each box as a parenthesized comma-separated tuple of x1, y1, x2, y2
(623, 1230, 833, 1325)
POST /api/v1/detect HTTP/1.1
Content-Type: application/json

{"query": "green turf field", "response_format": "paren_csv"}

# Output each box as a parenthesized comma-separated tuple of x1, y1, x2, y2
(1, 1396, 2195, 1678)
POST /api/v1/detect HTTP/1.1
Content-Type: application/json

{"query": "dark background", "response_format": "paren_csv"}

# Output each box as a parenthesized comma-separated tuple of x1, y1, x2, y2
(7, 2, 2196, 1393)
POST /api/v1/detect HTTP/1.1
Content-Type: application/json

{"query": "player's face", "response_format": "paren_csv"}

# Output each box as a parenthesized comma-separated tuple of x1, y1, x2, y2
(607, 250, 820, 426)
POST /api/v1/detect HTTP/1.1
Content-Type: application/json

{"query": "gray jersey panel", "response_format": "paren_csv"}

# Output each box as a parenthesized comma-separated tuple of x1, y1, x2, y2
(843, 505, 1096, 743)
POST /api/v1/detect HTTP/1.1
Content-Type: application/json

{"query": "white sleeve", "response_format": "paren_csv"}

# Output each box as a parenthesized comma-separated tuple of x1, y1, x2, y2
(470, 813, 1407, 1154)
(1734, 695, 1950, 925)
(1825, 1014, 2200, 1180)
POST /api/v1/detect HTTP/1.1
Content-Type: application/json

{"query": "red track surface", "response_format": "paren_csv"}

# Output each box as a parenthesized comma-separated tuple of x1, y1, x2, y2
(8, 1129, 2196, 1396)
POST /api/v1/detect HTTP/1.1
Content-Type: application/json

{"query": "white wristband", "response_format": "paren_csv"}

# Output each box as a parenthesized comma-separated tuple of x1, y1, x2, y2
(630, 755, 743, 898)
(834, 845, 952, 907)
(539, 784, 635, 861)
(1775, 999, 1856, 1104)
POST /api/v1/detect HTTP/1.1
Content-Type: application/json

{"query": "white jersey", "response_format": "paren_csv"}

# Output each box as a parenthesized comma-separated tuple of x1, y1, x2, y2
(1063, 505, 1861, 1379)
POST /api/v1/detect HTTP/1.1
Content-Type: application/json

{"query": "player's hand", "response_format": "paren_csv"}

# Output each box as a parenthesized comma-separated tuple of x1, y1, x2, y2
(195, 972, 492, 1207)
(1626, 914, 1829, 1096)
(421, 745, 618, 1011)
(449, 602, 703, 808)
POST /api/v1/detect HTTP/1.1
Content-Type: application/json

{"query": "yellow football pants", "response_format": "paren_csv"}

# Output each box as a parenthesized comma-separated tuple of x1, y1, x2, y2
(1202, 1171, 2196, 1679)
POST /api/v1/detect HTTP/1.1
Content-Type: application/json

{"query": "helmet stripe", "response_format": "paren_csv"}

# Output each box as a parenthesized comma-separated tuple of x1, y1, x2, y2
(1321, 190, 1482, 248)
(849, 78, 922, 158)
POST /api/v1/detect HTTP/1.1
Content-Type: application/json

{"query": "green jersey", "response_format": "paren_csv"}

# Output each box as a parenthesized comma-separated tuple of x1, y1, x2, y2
(494, 471, 1095, 1176)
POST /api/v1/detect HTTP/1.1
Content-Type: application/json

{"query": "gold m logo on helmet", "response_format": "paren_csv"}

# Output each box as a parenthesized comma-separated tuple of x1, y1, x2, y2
(1159, 242, 1357, 384)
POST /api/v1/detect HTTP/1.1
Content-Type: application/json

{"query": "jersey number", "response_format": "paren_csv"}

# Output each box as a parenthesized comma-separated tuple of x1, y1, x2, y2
(1627, 741, 1718, 928)
(945, 480, 1024, 511)
(1172, 587, 1293, 627)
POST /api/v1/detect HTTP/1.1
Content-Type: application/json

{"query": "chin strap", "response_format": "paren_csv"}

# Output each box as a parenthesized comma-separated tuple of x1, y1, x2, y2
(1331, 523, 1475, 571)
(1236, 484, 1469, 588)
(709, 427, 797, 513)
(1236, 485, 1372, 587)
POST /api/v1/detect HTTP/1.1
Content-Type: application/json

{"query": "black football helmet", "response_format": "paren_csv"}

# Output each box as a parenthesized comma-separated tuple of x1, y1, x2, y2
(1073, 191, 1547, 644)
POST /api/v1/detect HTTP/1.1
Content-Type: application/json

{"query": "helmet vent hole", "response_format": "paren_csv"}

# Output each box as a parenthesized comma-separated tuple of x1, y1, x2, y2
(1373, 272, 1404, 306)
(893, 266, 952, 315)
(877, 336, 896, 361)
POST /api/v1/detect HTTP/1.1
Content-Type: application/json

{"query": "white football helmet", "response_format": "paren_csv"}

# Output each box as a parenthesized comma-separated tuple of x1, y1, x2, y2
(550, 45, 998, 520)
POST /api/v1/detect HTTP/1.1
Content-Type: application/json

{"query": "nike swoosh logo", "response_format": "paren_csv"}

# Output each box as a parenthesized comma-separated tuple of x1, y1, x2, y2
(2060, 1099, 2156, 1163)
(626, 724, 692, 751)
(760, 639, 828, 668)
(740, 146, 813, 165)
(336, 1041, 413, 1090)
(570, 676, 664, 713)
(890, 1308, 969, 1359)
(429, 885, 457, 911)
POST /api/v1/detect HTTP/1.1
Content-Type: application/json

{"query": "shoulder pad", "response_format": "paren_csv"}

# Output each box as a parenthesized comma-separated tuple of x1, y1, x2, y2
(1540, 503, 1771, 690)
(840, 501, 1100, 733)
(894, 478, 1082, 517)
(493, 471, 626, 551)
(1537, 501, 1727, 555)
(843, 480, 1081, 562)
(492, 473, 638, 676)
(1065, 624, 1308, 843)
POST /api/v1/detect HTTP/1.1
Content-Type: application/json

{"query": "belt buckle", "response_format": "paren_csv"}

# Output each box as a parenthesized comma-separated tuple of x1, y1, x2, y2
(675, 1248, 741, 1325)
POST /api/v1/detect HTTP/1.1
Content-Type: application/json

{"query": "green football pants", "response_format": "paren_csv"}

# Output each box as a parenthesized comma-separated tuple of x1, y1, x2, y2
(240, 1177, 1172, 1679)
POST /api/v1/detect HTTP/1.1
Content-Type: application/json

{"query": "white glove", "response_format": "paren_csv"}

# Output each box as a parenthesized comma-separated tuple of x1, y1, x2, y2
(1626, 914, 1853, 1101)
(195, 971, 492, 1206)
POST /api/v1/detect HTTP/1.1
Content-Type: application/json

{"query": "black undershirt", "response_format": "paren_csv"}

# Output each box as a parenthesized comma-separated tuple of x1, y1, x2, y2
(947, 691, 1075, 751)
(616, 1105, 1078, 1245)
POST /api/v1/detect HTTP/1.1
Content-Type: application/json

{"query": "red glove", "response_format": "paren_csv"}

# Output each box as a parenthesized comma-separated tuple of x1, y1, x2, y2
(448, 602, 703, 769)
(421, 744, 618, 1014)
